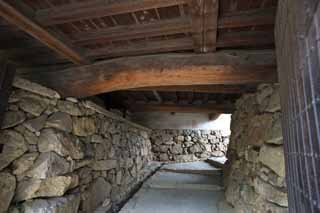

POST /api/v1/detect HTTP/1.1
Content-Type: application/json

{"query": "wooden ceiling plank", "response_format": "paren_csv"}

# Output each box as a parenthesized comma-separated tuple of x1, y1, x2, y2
(25, 50, 277, 98)
(73, 17, 191, 45)
(130, 85, 253, 94)
(127, 103, 235, 113)
(0, 1, 89, 65)
(36, 0, 188, 26)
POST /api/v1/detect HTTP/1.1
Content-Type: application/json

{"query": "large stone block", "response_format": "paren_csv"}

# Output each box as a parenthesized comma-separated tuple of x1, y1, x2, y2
(91, 160, 117, 171)
(73, 117, 97, 136)
(38, 128, 84, 159)
(15, 175, 79, 202)
(81, 177, 112, 213)
(22, 193, 80, 213)
(253, 177, 288, 207)
(0, 130, 28, 170)
(57, 100, 83, 116)
(0, 172, 16, 212)
(12, 152, 39, 176)
(247, 114, 273, 146)
(1, 111, 26, 129)
(26, 152, 71, 179)
(19, 96, 49, 117)
(46, 112, 73, 132)
(259, 145, 285, 177)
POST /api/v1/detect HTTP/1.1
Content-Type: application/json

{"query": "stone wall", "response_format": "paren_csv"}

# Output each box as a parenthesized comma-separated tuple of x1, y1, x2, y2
(0, 78, 155, 213)
(151, 129, 229, 162)
(224, 84, 288, 212)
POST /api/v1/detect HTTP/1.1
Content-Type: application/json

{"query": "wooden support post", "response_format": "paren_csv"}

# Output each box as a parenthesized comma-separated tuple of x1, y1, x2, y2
(0, 58, 15, 127)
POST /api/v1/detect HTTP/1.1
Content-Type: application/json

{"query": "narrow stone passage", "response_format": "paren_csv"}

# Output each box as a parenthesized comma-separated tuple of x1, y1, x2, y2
(119, 161, 234, 213)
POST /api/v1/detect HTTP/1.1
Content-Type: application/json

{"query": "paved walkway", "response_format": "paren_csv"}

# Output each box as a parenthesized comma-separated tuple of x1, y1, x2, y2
(119, 161, 235, 213)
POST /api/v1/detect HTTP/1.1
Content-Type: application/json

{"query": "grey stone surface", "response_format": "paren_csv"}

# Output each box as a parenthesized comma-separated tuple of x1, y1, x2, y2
(0, 172, 16, 212)
(120, 162, 234, 213)
(46, 112, 73, 132)
(0, 130, 28, 170)
(72, 116, 97, 136)
(15, 175, 79, 201)
(1, 111, 26, 129)
(22, 194, 80, 213)
(38, 128, 84, 159)
(26, 152, 71, 179)
(259, 145, 285, 177)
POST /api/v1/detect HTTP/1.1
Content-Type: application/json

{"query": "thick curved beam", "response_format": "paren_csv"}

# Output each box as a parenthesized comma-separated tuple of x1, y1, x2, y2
(27, 50, 277, 98)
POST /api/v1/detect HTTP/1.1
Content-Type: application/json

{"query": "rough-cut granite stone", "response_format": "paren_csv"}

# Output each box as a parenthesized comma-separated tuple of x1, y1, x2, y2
(0, 172, 16, 212)
(19, 96, 49, 117)
(26, 152, 71, 179)
(15, 175, 79, 201)
(23, 114, 48, 133)
(72, 117, 97, 136)
(12, 152, 39, 176)
(224, 84, 287, 212)
(81, 177, 112, 213)
(0, 130, 28, 170)
(46, 112, 73, 132)
(1, 111, 26, 129)
(22, 193, 80, 213)
(38, 128, 84, 159)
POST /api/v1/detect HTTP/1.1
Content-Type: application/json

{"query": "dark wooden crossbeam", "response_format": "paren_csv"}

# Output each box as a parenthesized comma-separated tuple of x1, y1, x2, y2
(88, 37, 194, 59)
(25, 50, 277, 98)
(130, 85, 254, 94)
(127, 103, 235, 113)
(87, 30, 274, 59)
(36, 0, 188, 26)
(0, 1, 89, 65)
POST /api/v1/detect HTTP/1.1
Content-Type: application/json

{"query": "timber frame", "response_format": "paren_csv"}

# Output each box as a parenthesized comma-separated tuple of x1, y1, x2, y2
(0, 0, 277, 113)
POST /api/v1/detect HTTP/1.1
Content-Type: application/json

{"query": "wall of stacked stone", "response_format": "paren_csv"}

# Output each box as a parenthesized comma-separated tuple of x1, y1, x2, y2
(151, 129, 229, 162)
(0, 78, 155, 213)
(224, 84, 288, 212)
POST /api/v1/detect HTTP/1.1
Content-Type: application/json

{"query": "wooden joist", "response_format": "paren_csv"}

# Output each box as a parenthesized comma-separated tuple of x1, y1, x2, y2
(130, 85, 254, 94)
(88, 37, 194, 59)
(27, 50, 277, 98)
(218, 8, 276, 29)
(189, 0, 219, 52)
(73, 18, 191, 45)
(36, 0, 188, 26)
(127, 103, 235, 113)
(0, 1, 89, 65)
(88, 30, 274, 59)
(70, 8, 274, 46)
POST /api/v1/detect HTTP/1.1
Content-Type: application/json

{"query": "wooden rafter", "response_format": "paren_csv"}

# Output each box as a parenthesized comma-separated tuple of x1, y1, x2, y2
(0, 1, 89, 65)
(26, 50, 277, 98)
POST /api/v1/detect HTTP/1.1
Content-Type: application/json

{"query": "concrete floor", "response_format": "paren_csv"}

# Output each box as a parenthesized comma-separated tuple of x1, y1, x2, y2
(119, 162, 234, 213)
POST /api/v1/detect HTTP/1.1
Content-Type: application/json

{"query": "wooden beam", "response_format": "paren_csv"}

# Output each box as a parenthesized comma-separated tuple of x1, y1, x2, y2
(130, 85, 253, 94)
(27, 50, 277, 98)
(87, 30, 274, 59)
(88, 37, 194, 59)
(128, 103, 235, 113)
(36, 0, 188, 26)
(0, 57, 16, 127)
(0, 1, 89, 65)
(218, 8, 276, 29)
(189, 0, 219, 52)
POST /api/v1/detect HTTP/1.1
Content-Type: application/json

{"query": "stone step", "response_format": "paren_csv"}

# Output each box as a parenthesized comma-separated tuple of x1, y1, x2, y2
(161, 161, 222, 176)
(144, 182, 223, 191)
